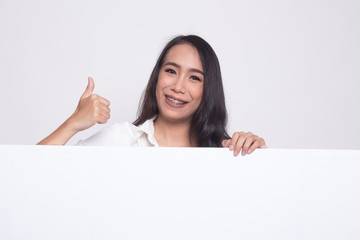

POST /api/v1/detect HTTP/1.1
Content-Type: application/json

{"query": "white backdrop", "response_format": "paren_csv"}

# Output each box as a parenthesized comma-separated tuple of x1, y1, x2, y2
(0, 0, 359, 149)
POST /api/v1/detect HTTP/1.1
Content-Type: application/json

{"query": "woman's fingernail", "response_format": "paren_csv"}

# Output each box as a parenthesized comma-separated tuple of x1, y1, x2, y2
(248, 149, 253, 154)
(233, 151, 239, 156)
(229, 145, 234, 151)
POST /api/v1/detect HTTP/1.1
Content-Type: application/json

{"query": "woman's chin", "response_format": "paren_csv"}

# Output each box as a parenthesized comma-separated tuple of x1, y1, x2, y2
(157, 112, 192, 124)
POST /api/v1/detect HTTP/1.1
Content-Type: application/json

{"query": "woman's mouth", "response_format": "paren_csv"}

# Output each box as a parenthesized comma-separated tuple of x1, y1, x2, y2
(165, 95, 188, 107)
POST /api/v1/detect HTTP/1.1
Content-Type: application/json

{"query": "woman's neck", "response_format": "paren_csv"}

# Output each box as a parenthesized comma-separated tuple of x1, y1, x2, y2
(153, 116, 195, 147)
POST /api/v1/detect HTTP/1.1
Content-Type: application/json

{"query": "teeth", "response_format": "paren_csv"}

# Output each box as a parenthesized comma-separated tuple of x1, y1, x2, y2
(166, 96, 186, 105)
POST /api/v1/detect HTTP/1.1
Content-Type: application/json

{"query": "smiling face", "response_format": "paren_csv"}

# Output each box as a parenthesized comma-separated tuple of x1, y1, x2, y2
(155, 43, 204, 124)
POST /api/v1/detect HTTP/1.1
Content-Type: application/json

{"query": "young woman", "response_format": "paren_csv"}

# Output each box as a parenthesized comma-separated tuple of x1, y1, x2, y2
(38, 35, 266, 156)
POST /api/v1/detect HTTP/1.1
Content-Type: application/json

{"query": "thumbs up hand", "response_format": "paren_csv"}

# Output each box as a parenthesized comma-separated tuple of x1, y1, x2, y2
(68, 77, 111, 132)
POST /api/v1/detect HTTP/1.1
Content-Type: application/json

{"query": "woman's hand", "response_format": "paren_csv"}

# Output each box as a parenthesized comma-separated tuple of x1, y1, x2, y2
(67, 77, 111, 132)
(37, 77, 110, 145)
(222, 132, 266, 156)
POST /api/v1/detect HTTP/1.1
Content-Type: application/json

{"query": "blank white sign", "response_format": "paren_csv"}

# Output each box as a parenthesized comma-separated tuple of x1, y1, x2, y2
(0, 146, 360, 240)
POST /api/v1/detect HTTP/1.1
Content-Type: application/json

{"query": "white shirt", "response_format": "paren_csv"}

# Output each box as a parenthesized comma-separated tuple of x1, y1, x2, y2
(76, 119, 159, 147)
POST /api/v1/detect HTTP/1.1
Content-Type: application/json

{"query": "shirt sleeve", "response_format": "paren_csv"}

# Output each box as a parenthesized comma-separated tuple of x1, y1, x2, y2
(75, 122, 134, 146)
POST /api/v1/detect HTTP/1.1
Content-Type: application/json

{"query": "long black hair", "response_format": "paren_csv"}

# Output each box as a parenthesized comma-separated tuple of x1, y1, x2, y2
(133, 35, 229, 147)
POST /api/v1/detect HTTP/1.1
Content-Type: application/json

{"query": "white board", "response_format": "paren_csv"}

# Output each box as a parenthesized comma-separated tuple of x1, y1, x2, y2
(0, 146, 360, 239)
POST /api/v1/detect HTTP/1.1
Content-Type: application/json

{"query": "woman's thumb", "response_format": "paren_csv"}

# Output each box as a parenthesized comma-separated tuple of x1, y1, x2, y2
(81, 77, 95, 98)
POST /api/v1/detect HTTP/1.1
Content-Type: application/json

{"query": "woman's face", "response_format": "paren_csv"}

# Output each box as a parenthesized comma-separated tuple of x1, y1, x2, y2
(156, 43, 204, 124)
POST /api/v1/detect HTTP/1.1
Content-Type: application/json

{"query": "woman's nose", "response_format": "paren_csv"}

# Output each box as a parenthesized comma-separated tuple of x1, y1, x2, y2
(172, 75, 186, 93)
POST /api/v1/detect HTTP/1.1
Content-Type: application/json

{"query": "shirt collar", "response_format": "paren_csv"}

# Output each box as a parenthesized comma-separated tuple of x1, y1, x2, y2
(132, 117, 158, 146)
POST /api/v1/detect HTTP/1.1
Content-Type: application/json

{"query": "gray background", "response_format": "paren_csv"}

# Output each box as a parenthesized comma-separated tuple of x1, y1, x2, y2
(0, 0, 359, 149)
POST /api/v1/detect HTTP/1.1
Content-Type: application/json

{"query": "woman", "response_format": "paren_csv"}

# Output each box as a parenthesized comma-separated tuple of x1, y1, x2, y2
(38, 35, 266, 156)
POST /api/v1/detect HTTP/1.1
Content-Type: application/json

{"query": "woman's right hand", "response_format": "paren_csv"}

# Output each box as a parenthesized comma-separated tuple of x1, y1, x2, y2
(37, 77, 110, 145)
(67, 77, 111, 132)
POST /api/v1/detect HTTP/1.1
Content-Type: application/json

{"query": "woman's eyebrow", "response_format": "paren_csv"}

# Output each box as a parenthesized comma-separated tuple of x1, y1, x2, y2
(163, 62, 204, 76)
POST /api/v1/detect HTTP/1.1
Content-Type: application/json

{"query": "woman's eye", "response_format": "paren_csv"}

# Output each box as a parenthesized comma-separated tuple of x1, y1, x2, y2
(190, 76, 201, 81)
(165, 68, 176, 74)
